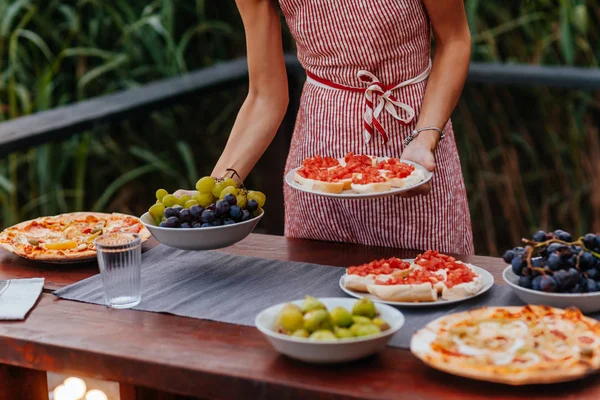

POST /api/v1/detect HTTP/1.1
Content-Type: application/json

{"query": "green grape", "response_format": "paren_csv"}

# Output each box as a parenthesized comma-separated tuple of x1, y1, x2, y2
(155, 189, 168, 202)
(196, 176, 215, 193)
(350, 323, 380, 337)
(352, 298, 377, 319)
(219, 186, 239, 199)
(291, 329, 310, 338)
(301, 295, 326, 313)
(162, 194, 179, 207)
(184, 200, 198, 209)
(275, 308, 304, 333)
(351, 316, 372, 325)
(330, 306, 353, 328)
(149, 203, 165, 220)
(179, 194, 191, 205)
(309, 330, 336, 340)
(212, 181, 228, 198)
(236, 195, 247, 208)
(194, 192, 214, 208)
(222, 177, 237, 188)
(372, 317, 390, 331)
(334, 327, 354, 339)
(247, 191, 266, 208)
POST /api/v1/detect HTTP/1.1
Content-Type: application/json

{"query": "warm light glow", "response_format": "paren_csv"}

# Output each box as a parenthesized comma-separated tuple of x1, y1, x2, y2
(64, 377, 87, 399)
(85, 389, 108, 400)
(53, 384, 76, 400)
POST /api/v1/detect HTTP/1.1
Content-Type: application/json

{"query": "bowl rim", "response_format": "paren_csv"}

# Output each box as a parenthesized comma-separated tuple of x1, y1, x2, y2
(140, 208, 264, 231)
(502, 265, 600, 298)
(254, 297, 405, 345)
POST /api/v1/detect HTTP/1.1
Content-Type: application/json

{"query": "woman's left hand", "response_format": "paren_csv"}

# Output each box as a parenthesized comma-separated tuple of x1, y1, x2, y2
(399, 140, 437, 197)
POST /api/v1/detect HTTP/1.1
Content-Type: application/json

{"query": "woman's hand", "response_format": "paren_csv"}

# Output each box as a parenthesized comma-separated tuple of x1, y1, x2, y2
(399, 132, 438, 197)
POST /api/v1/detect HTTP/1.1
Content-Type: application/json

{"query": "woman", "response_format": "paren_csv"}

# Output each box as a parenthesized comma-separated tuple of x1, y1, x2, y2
(212, 0, 474, 254)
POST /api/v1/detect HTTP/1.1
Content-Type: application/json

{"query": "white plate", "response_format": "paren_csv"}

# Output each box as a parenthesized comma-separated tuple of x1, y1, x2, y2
(140, 209, 263, 251)
(284, 159, 433, 199)
(339, 262, 494, 307)
(503, 266, 600, 313)
(255, 297, 404, 364)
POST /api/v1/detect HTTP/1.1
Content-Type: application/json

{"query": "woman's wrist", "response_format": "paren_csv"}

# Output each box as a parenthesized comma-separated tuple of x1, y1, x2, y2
(410, 129, 440, 152)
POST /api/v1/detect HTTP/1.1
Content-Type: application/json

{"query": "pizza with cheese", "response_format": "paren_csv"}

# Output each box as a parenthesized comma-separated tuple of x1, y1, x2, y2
(292, 152, 426, 194)
(410, 305, 600, 385)
(0, 212, 151, 262)
(343, 251, 484, 302)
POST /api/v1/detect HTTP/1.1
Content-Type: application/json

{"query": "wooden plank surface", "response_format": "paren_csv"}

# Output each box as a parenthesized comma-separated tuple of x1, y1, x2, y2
(1, 234, 599, 399)
(0, 364, 49, 400)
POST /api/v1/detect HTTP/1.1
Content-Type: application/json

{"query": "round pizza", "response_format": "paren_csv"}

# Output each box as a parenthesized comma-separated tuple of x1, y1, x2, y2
(411, 305, 600, 385)
(293, 152, 425, 194)
(343, 251, 484, 302)
(0, 212, 151, 262)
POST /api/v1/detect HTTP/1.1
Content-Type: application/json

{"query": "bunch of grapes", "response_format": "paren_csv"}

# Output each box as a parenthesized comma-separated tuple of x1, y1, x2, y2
(503, 230, 600, 293)
(147, 176, 266, 229)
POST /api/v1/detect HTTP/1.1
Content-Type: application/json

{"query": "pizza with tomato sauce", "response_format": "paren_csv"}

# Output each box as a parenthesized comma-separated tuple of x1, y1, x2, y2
(292, 152, 425, 194)
(0, 212, 151, 262)
(410, 305, 600, 385)
(343, 251, 484, 302)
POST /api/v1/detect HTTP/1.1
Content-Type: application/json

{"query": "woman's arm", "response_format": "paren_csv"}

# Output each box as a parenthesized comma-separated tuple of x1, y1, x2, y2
(211, 0, 288, 181)
(401, 0, 471, 195)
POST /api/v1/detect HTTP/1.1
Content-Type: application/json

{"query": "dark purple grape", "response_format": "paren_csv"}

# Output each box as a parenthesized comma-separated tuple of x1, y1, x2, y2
(201, 223, 211, 228)
(224, 194, 237, 206)
(159, 221, 169, 228)
(532, 230, 547, 242)
(189, 205, 204, 220)
(241, 209, 252, 221)
(518, 276, 533, 289)
(205, 203, 216, 211)
(164, 216, 180, 228)
(514, 246, 525, 253)
(213, 218, 223, 226)
(594, 235, 600, 250)
(179, 209, 192, 223)
(532, 276, 542, 291)
(585, 279, 599, 292)
(223, 218, 236, 225)
(180, 222, 191, 229)
(192, 222, 202, 228)
(553, 269, 569, 290)
(201, 210, 216, 223)
(585, 267, 600, 280)
(246, 199, 258, 212)
(546, 243, 563, 253)
(547, 252, 561, 271)
(164, 207, 178, 219)
(215, 199, 230, 216)
(580, 252, 595, 269)
(531, 257, 543, 267)
(229, 205, 243, 221)
(566, 268, 581, 287)
(553, 229, 572, 242)
(503, 250, 515, 264)
(569, 284, 583, 293)
(511, 255, 525, 276)
(583, 233, 597, 249)
(540, 275, 557, 292)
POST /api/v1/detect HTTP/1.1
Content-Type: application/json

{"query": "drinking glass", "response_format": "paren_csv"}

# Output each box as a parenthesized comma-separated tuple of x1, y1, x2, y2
(94, 232, 142, 309)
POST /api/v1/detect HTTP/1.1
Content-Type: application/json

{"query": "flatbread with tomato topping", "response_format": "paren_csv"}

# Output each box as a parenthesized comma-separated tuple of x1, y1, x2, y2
(0, 212, 150, 262)
(411, 305, 600, 385)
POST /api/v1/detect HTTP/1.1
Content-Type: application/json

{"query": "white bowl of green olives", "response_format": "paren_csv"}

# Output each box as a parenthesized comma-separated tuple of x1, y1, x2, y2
(255, 296, 404, 363)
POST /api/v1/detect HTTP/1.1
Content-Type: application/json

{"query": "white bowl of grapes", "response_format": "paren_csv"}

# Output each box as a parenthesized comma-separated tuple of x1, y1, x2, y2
(141, 176, 266, 251)
(502, 229, 600, 313)
(255, 296, 404, 364)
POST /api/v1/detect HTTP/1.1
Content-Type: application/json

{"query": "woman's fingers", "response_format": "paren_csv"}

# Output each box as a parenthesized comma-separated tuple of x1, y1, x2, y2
(173, 189, 198, 198)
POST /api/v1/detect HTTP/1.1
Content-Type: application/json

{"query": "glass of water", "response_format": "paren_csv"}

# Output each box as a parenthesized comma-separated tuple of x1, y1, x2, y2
(95, 232, 142, 309)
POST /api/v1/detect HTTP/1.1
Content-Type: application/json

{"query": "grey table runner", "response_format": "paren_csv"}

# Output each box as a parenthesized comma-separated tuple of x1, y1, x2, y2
(55, 245, 563, 349)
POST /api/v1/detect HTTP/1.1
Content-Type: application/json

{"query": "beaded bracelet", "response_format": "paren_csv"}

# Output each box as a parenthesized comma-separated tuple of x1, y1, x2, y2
(402, 126, 445, 147)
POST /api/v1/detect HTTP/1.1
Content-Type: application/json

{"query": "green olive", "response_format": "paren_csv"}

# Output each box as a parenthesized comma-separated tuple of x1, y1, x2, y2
(291, 329, 310, 338)
(303, 310, 332, 332)
(372, 317, 390, 331)
(90, 227, 103, 235)
(352, 298, 377, 319)
(275, 308, 304, 334)
(27, 238, 39, 246)
(330, 306, 354, 328)
(301, 295, 326, 313)
(309, 330, 337, 340)
(352, 316, 372, 325)
(334, 327, 354, 339)
(350, 323, 381, 337)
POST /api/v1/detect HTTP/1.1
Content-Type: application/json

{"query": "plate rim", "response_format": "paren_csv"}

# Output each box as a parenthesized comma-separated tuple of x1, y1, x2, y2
(339, 262, 495, 307)
(284, 158, 433, 199)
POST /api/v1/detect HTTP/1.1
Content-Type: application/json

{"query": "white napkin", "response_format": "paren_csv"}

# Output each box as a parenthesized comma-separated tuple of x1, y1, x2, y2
(0, 278, 45, 320)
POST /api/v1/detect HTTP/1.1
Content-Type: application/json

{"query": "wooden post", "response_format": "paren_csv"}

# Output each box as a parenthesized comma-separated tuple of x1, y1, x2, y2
(0, 364, 48, 400)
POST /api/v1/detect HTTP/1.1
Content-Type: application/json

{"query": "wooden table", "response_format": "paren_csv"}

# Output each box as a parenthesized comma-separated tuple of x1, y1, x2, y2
(1, 234, 599, 400)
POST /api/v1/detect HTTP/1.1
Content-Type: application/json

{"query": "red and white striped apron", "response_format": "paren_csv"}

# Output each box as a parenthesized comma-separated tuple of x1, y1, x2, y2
(280, 0, 474, 254)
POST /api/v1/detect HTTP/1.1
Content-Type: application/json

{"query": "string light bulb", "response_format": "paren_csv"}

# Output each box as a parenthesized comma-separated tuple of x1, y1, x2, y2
(53, 384, 76, 400)
(63, 377, 87, 399)
(85, 389, 108, 400)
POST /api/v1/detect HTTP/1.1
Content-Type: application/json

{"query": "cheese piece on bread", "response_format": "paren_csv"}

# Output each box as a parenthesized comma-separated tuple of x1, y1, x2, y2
(367, 282, 438, 302)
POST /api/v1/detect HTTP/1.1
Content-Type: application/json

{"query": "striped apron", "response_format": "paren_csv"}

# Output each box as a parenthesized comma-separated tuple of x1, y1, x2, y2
(280, 0, 474, 254)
